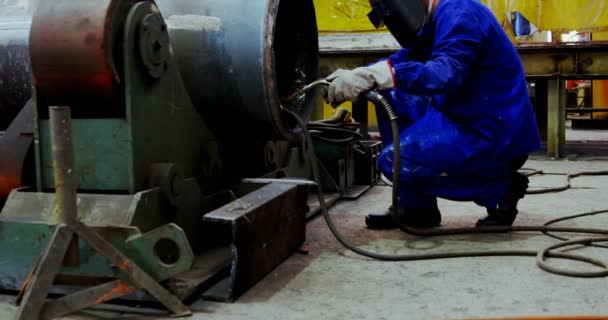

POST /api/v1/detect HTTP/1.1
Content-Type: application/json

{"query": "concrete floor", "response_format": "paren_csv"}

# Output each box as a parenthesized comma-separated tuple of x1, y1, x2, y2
(567, 128, 608, 142)
(1, 157, 608, 319)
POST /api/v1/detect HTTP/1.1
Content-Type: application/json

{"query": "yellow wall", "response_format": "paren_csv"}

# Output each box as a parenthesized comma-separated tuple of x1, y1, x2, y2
(314, 0, 608, 35)
(539, 1, 608, 33)
(592, 31, 608, 119)
(313, 0, 384, 33)
(480, 0, 608, 33)
(592, 81, 608, 119)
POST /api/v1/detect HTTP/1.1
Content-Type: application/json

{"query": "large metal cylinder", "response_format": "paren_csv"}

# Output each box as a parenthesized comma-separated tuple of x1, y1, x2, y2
(155, 0, 320, 142)
(0, 17, 30, 130)
(0, 1, 320, 140)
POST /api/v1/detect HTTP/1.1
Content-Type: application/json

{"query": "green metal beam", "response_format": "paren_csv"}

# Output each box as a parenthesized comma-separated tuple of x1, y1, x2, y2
(547, 79, 567, 158)
(318, 38, 608, 79)
(518, 43, 608, 79)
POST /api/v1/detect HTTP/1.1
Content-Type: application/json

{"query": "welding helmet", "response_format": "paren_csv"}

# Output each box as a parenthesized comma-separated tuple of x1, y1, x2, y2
(368, 0, 434, 47)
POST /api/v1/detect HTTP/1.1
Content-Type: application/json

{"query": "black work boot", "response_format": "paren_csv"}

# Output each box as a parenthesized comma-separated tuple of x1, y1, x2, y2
(366, 206, 442, 230)
(476, 172, 529, 227)
(365, 206, 400, 230)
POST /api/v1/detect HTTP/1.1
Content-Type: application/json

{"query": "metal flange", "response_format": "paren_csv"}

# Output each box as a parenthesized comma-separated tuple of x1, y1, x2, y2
(138, 12, 170, 79)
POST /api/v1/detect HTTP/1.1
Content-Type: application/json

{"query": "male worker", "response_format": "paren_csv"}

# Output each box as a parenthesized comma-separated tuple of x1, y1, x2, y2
(323, 0, 541, 228)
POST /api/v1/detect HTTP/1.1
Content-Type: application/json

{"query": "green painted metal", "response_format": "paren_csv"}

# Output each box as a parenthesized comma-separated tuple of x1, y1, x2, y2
(0, 181, 206, 291)
(0, 179, 207, 284)
(126, 223, 194, 281)
(0, 221, 193, 289)
(314, 141, 348, 163)
(39, 119, 132, 191)
(312, 141, 353, 192)
(548, 78, 567, 158)
(123, 4, 221, 195)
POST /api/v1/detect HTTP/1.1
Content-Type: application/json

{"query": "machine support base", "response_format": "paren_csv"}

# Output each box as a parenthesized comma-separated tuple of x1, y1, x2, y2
(15, 220, 192, 320)
(15, 104, 191, 319)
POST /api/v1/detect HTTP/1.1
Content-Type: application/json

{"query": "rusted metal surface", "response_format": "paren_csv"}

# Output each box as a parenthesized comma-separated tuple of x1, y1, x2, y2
(71, 220, 191, 316)
(547, 79, 567, 157)
(15, 225, 74, 320)
(49, 106, 81, 267)
(0, 100, 33, 200)
(14, 221, 193, 318)
(202, 182, 308, 301)
(29, 0, 140, 117)
(155, 0, 319, 142)
(518, 43, 608, 79)
(41, 6, 194, 314)
(17, 105, 82, 320)
(11, 4, 194, 312)
(0, 220, 196, 290)
(49, 106, 78, 224)
(41, 280, 135, 320)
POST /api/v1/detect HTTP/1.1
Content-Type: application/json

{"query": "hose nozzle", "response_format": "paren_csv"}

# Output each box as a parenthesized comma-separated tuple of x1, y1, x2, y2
(281, 79, 331, 104)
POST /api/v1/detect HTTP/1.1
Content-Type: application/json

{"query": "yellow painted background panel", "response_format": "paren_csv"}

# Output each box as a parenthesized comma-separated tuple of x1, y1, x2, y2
(482, 0, 539, 27)
(539, 1, 608, 33)
(313, 0, 386, 33)
(592, 31, 608, 119)
(480, 0, 608, 33)
(592, 81, 608, 119)
(314, 0, 608, 35)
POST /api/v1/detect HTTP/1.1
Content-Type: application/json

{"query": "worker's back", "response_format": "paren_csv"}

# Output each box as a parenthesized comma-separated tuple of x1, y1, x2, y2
(433, 0, 541, 160)
(458, 0, 540, 158)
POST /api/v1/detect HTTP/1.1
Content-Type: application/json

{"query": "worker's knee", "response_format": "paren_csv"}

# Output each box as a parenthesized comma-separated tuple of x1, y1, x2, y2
(385, 168, 512, 209)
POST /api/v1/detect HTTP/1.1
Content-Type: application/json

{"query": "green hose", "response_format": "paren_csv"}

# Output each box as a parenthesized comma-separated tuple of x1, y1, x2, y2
(282, 86, 608, 278)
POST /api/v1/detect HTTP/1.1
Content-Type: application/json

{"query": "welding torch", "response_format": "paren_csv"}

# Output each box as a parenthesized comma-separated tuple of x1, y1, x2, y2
(281, 79, 332, 104)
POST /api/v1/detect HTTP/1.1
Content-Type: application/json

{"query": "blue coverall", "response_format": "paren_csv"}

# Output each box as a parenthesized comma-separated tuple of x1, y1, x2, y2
(375, 0, 541, 210)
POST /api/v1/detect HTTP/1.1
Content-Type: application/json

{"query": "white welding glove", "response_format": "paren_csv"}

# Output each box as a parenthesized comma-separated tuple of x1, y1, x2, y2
(323, 60, 395, 106)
